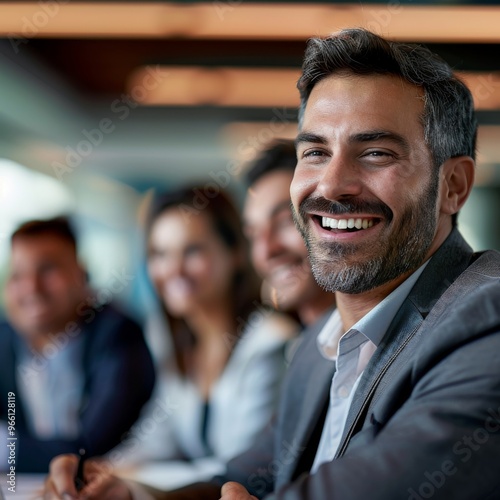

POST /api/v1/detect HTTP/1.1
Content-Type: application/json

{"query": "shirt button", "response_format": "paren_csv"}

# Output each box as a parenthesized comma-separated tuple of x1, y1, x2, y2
(338, 386, 349, 398)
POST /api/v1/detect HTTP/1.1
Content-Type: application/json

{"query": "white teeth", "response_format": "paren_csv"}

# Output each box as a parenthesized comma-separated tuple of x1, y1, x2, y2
(320, 216, 376, 231)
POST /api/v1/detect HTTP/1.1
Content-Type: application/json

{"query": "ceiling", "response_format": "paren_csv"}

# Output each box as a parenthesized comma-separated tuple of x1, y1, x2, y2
(1, 1, 500, 191)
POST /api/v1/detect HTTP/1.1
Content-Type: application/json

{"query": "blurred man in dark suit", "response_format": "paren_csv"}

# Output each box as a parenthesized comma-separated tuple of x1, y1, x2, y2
(0, 217, 155, 472)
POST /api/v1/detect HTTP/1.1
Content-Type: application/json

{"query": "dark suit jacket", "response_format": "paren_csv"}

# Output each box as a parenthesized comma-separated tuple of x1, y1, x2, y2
(167, 229, 500, 500)
(0, 303, 155, 472)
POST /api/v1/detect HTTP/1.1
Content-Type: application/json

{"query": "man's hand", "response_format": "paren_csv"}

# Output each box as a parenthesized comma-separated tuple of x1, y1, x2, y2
(220, 482, 258, 500)
(44, 454, 79, 499)
(44, 454, 132, 499)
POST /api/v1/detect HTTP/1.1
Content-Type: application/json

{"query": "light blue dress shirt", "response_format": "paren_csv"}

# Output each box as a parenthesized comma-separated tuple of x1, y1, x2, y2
(15, 335, 85, 439)
(311, 261, 429, 473)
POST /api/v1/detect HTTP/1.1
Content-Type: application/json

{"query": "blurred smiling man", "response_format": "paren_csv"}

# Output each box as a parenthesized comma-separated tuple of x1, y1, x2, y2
(0, 217, 154, 473)
(243, 140, 335, 326)
(4, 218, 89, 348)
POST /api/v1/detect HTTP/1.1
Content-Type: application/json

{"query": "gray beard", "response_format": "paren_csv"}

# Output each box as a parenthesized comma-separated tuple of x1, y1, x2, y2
(295, 173, 439, 294)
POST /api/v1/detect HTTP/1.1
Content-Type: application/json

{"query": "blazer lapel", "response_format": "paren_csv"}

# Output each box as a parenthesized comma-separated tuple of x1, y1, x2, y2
(276, 313, 336, 487)
(335, 298, 423, 458)
(289, 348, 335, 451)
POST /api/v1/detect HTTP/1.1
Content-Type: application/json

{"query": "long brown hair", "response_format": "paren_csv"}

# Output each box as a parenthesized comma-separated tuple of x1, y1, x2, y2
(146, 184, 261, 377)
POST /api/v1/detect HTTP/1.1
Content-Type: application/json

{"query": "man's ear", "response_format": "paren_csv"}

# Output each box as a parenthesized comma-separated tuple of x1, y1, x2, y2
(439, 156, 475, 217)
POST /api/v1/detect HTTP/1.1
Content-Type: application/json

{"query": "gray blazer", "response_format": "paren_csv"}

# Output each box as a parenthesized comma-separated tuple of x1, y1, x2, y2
(224, 229, 500, 499)
(166, 229, 500, 499)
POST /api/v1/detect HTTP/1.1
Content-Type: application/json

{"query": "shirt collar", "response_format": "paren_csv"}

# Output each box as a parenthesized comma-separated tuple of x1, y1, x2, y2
(317, 259, 429, 359)
(355, 259, 429, 347)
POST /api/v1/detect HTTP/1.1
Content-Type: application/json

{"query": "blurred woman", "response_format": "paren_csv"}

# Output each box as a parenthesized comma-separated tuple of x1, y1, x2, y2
(110, 185, 297, 489)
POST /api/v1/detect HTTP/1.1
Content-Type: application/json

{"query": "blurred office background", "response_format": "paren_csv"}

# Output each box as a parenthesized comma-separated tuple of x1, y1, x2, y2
(0, 0, 499, 318)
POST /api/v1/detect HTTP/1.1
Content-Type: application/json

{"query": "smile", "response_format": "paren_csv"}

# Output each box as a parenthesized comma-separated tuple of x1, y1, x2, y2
(317, 215, 380, 231)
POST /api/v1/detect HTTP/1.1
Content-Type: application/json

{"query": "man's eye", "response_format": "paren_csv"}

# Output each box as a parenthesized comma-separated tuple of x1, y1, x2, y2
(185, 244, 203, 256)
(362, 150, 396, 165)
(39, 263, 57, 274)
(364, 149, 395, 158)
(148, 250, 167, 262)
(274, 215, 294, 231)
(303, 150, 324, 158)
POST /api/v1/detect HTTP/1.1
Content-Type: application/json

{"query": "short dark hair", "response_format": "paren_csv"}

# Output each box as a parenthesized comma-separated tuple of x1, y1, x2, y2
(297, 28, 477, 170)
(11, 217, 77, 252)
(244, 140, 297, 188)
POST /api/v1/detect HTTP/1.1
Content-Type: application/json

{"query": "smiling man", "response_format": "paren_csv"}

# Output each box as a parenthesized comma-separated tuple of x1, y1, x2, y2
(45, 29, 500, 500)
(0, 217, 154, 473)
(291, 71, 454, 327)
(243, 140, 335, 327)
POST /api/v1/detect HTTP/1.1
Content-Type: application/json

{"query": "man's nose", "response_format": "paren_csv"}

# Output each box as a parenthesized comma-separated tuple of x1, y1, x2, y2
(22, 273, 44, 294)
(316, 154, 363, 202)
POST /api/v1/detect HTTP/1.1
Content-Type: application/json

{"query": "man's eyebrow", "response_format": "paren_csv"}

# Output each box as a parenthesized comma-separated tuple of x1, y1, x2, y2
(350, 130, 410, 154)
(295, 132, 327, 148)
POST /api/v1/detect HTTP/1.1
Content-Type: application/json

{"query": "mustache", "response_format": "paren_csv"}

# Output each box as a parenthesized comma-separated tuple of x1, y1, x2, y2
(298, 196, 393, 222)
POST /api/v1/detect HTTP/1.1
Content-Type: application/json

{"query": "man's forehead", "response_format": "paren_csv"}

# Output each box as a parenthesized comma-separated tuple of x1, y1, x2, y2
(304, 73, 424, 114)
(10, 235, 76, 260)
(300, 73, 426, 144)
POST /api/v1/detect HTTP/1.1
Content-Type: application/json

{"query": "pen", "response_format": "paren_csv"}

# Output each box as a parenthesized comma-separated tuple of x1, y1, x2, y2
(75, 448, 86, 492)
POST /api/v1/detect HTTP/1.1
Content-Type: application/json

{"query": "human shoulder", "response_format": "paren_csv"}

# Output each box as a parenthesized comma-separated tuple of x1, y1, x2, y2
(0, 320, 20, 356)
(467, 248, 500, 276)
(424, 247, 500, 327)
(223, 310, 298, 368)
(0, 319, 15, 338)
(240, 309, 299, 349)
(83, 302, 142, 335)
(384, 251, 500, 388)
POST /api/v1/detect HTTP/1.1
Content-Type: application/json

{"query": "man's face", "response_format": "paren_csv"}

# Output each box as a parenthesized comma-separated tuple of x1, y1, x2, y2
(243, 169, 320, 312)
(5, 235, 87, 338)
(291, 73, 446, 294)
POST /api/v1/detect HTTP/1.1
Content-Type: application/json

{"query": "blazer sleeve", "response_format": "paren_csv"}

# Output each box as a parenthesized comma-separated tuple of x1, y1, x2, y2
(79, 305, 156, 457)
